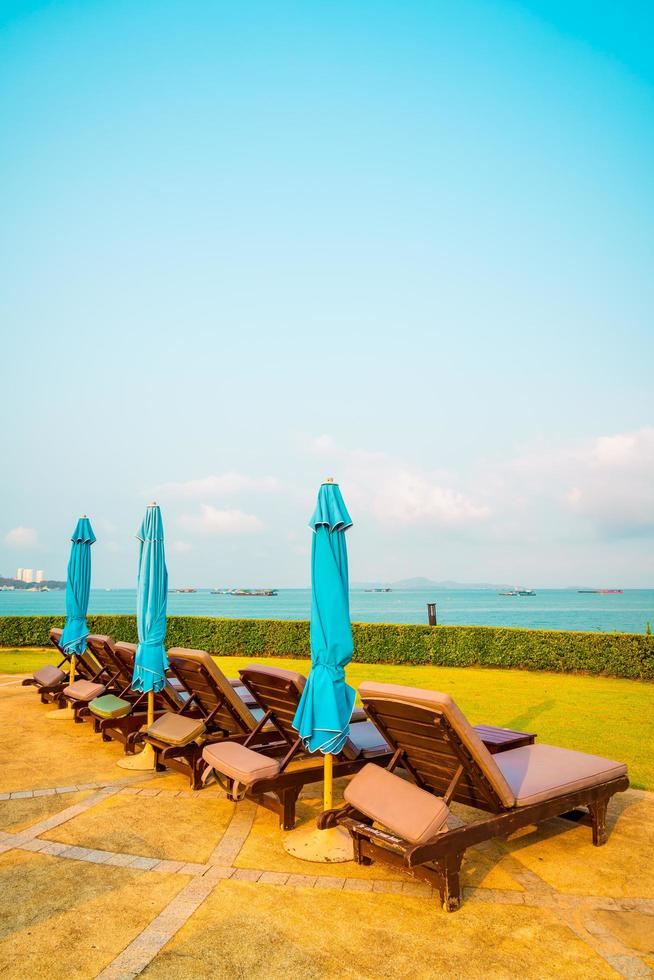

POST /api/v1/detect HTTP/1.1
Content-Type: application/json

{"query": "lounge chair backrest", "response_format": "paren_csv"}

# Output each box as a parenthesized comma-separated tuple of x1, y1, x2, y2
(166, 649, 258, 735)
(86, 635, 126, 684)
(49, 627, 63, 648)
(359, 681, 516, 810)
(238, 664, 306, 745)
(51, 627, 100, 681)
(114, 641, 184, 711)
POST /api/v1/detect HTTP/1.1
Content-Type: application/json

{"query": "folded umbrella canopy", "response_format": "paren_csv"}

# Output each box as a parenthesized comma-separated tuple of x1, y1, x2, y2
(285, 480, 356, 861)
(132, 503, 168, 694)
(47, 515, 96, 719)
(293, 480, 355, 754)
(118, 502, 168, 770)
(60, 516, 96, 654)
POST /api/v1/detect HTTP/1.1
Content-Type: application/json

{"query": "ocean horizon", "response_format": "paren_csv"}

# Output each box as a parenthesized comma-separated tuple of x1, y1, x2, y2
(1, 587, 652, 634)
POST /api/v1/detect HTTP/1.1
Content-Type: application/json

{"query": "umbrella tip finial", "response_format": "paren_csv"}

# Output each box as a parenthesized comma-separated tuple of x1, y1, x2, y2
(148, 501, 158, 507)
(80, 514, 87, 518)
(325, 476, 334, 484)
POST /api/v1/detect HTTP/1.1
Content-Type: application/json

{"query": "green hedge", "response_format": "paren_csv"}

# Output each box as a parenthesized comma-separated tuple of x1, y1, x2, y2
(2, 615, 653, 680)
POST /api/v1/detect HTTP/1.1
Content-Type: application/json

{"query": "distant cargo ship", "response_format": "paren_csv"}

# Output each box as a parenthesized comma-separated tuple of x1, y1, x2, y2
(174, 588, 197, 593)
(230, 588, 278, 597)
(577, 589, 624, 594)
(212, 588, 279, 596)
(364, 587, 392, 593)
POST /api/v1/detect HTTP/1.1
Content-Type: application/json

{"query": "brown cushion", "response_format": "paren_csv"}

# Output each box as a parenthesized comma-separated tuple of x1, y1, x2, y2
(146, 712, 206, 746)
(345, 764, 450, 844)
(49, 628, 63, 646)
(342, 721, 390, 760)
(495, 744, 628, 807)
(63, 680, 106, 701)
(34, 665, 67, 687)
(359, 681, 515, 808)
(202, 742, 281, 785)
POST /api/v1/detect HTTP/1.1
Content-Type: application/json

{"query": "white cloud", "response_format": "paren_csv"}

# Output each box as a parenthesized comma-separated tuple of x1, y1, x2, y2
(309, 434, 337, 453)
(316, 444, 490, 529)
(154, 472, 280, 499)
(170, 540, 192, 553)
(4, 526, 38, 549)
(369, 470, 491, 526)
(179, 506, 263, 535)
(563, 427, 654, 535)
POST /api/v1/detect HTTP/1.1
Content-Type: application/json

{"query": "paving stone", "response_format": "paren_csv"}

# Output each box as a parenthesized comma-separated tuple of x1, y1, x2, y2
(0, 793, 10, 801)
(137, 789, 161, 798)
(59, 845, 91, 860)
(55, 786, 78, 794)
(129, 856, 161, 871)
(33, 789, 56, 797)
(19, 839, 48, 852)
(344, 879, 374, 893)
(10, 791, 32, 799)
(204, 866, 236, 882)
(604, 955, 652, 979)
(103, 852, 138, 867)
(287, 873, 318, 888)
(258, 871, 290, 886)
(178, 862, 211, 876)
(230, 868, 264, 883)
(314, 876, 346, 890)
(152, 860, 186, 874)
(38, 841, 69, 855)
(120, 787, 142, 795)
(372, 880, 404, 894)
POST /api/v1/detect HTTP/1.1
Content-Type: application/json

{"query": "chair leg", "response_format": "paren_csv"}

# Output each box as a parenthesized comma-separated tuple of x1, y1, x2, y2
(588, 797, 609, 846)
(435, 852, 464, 912)
(281, 787, 300, 830)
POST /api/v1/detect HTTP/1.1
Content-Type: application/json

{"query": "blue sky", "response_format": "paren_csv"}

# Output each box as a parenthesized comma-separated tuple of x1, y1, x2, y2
(1, 0, 652, 587)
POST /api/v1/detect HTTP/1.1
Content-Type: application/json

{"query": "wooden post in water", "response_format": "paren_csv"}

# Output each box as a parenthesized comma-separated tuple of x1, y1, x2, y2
(427, 602, 437, 626)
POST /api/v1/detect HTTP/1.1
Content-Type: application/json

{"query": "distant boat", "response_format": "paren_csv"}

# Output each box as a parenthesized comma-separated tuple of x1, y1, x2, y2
(175, 588, 197, 594)
(230, 588, 278, 597)
(364, 587, 392, 593)
(499, 588, 536, 596)
(578, 589, 624, 594)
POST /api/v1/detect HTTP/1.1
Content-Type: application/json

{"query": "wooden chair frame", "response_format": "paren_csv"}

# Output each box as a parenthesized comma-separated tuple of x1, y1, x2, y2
(319, 695, 629, 911)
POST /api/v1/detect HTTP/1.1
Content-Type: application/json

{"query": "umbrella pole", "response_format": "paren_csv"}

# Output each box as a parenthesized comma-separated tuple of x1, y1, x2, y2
(117, 690, 157, 770)
(45, 652, 76, 719)
(324, 753, 333, 811)
(282, 749, 353, 862)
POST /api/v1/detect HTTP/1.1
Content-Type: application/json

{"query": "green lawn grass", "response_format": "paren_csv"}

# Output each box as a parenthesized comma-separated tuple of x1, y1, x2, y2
(4, 648, 653, 790)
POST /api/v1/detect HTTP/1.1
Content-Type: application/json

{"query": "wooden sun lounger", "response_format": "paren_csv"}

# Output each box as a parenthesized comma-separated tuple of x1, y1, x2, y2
(87, 640, 258, 754)
(318, 681, 629, 911)
(200, 664, 394, 830)
(22, 628, 101, 704)
(138, 649, 281, 788)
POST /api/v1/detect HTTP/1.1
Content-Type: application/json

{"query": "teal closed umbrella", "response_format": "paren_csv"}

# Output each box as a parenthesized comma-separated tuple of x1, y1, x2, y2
(61, 516, 96, 655)
(47, 515, 95, 720)
(132, 503, 168, 694)
(286, 479, 356, 861)
(293, 481, 355, 755)
(118, 502, 168, 771)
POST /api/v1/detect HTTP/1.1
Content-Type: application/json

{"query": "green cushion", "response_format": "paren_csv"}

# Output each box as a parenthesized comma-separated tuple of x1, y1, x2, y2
(89, 694, 132, 720)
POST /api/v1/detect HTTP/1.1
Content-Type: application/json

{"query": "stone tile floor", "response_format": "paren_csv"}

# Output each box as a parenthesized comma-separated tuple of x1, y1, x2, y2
(1, 676, 653, 978)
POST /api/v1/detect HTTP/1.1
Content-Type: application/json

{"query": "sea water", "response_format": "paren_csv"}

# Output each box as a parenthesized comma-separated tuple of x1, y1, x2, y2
(1, 588, 652, 634)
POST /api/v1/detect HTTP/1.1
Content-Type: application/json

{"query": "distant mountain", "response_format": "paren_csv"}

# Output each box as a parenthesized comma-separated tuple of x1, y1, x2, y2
(353, 577, 511, 591)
